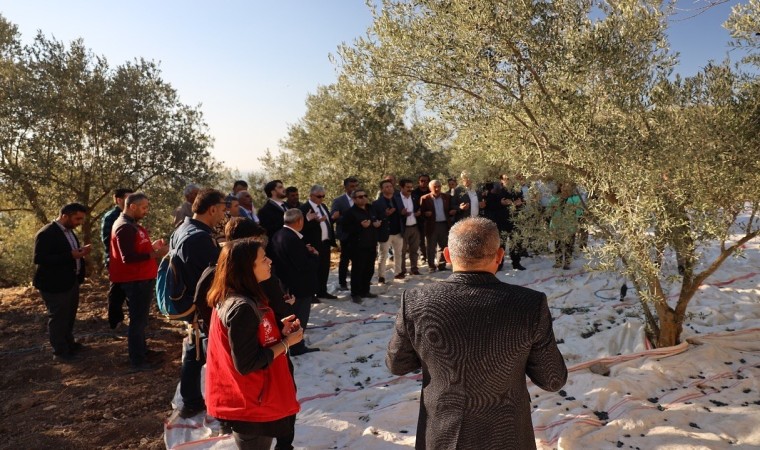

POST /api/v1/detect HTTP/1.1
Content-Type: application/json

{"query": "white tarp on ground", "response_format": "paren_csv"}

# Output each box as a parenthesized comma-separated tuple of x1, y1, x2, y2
(164, 235, 760, 449)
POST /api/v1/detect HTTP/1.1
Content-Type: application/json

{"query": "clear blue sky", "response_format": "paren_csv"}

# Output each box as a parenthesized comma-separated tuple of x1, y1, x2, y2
(0, 1, 746, 173)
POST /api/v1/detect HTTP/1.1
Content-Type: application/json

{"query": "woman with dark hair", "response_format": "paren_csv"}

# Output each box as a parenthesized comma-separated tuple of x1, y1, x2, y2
(205, 238, 303, 449)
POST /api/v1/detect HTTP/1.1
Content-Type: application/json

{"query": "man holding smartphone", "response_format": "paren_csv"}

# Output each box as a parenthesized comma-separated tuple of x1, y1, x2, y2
(33, 203, 92, 363)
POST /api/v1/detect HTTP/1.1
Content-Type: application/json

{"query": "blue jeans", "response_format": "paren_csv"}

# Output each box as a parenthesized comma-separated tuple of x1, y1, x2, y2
(121, 279, 155, 366)
(180, 328, 206, 411)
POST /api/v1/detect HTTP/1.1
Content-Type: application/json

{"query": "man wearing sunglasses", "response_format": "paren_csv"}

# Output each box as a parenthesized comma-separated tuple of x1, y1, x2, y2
(341, 188, 382, 303)
(300, 185, 337, 300)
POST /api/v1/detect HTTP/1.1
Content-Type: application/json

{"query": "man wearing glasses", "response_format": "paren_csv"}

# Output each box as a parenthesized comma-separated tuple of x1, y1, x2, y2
(300, 185, 337, 300)
(341, 188, 382, 303)
(170, 188, 226, 418)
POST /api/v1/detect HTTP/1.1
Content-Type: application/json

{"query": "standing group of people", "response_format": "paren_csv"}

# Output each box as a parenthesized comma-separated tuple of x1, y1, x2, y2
(32, 171, 579, 449)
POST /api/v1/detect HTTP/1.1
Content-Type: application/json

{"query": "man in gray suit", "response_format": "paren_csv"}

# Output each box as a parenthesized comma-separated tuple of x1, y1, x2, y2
(386, 217, 567, 449)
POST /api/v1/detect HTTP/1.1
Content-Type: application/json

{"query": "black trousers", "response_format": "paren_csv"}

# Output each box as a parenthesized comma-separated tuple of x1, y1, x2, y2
(39, 284, 80, 355)
(338, 239, 350, 286)
(288, 295, 313, 354)
(315, 240, 332, 295)
(107, 281, 127, 328)
(350, 246, 376, 296)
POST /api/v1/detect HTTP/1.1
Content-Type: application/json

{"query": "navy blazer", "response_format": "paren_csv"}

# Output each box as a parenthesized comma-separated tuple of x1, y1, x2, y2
(33, 222, 86, 293)
(330, 193, 353, 241)
(268, 227, 319, 298)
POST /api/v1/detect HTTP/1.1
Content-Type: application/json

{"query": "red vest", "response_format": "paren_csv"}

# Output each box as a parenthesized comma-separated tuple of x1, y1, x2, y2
(109, 219, 158, 283)
(206, 302, 299, 423)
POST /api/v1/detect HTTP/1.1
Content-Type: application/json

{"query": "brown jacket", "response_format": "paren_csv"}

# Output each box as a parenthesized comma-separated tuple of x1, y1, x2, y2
(419, 192, 456, 236)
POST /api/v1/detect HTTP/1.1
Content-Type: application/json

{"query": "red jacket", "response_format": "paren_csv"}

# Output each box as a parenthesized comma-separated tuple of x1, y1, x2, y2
(109, 214, 158, 283)
(206, 299, 299, 423)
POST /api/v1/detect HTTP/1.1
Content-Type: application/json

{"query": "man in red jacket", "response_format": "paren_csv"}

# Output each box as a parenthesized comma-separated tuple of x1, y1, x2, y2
(110, 193, 169, 372)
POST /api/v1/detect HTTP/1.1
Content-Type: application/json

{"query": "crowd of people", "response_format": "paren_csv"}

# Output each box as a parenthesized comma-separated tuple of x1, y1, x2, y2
(32, 171, 583, 449)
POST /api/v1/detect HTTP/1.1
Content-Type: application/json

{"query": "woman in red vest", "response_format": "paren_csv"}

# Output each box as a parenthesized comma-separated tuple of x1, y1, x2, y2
(205, 238, 303, 449)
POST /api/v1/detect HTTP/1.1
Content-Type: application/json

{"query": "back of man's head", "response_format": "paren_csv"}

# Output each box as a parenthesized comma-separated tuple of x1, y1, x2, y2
(193, 189, 226, 215)
(283, 208, 303, 225)
(225, 217, 267, 243)
(447, 217, 500, 269)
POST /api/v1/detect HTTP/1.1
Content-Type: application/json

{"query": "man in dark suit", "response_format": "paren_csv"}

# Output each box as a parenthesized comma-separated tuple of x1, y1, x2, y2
(386, 217, 567, 449)
(33, 203, 92, 363)
(341, 189, 382, 303)
(300, 184, 337, 299)
(330, 176, 359, 290)
(419, 179, 457, 271)
(257, 179, 289, 240)
(268, 209, 320, 355)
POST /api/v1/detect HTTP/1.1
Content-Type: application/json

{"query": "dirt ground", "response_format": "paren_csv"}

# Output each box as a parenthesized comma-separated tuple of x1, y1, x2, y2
(0, 277, 187, 449)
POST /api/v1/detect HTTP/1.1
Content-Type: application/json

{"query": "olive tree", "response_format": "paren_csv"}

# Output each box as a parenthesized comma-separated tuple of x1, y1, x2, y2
(338, 0, 760, 347)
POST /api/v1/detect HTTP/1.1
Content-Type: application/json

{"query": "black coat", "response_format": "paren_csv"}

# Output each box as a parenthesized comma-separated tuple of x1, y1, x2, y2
(258, 199, 287, 239)
(33, 222, 86, 293)
(386, 272, 567, 450)
(268, 227, 319, 298)
(341, 205, 379, 250)
(299, 202, 335, 248)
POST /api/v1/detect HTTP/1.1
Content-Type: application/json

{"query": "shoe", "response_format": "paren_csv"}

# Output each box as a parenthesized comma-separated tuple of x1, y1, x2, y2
(437, 265, 448, 271)
(338, 284, 349, 291)
(178, 404, 206, 419)
(394, 273, 406, 280)
(410, 268, 420, 275)
(145, 349, 165, 361)
(512, 263, 527, 271)
(318, 293, 338, 300)
(563, 264, 571, 270)
(52, 353, 78, 363)
(312, 297, 322, 304)
(69, 342, 85, 353)
(290, 347, 321, 356)
(351, 295, 363, 304)
(378, 277, 385, 284)
(128, 361, 157, 373)
(363, 293, 378, 299)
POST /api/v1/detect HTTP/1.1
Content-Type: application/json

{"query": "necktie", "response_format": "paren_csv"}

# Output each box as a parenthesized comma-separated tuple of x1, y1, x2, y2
(281, 203, 288, 212)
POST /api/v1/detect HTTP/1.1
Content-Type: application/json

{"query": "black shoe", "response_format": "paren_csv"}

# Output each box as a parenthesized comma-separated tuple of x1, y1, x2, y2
(378, 277, 385, 284)
(53, 353, 78, 363)
(145, 349, 165, 362)
(437, 265, 448, 271)
(128, 361, 157, 373)
(512, 263, 527, 271)
(394, 273, 406, 280)
(410, 268, 420, 275)
(290, 346, 321, 356)
(363, 293, 378, 299)
(351, 295, 363, 304)
(178, 404, 206, 419)
(318, 292, 338, 300)
(338, 284, 349, 291)
(312, 297, 322, 304)
(69, 342, 85, 353)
